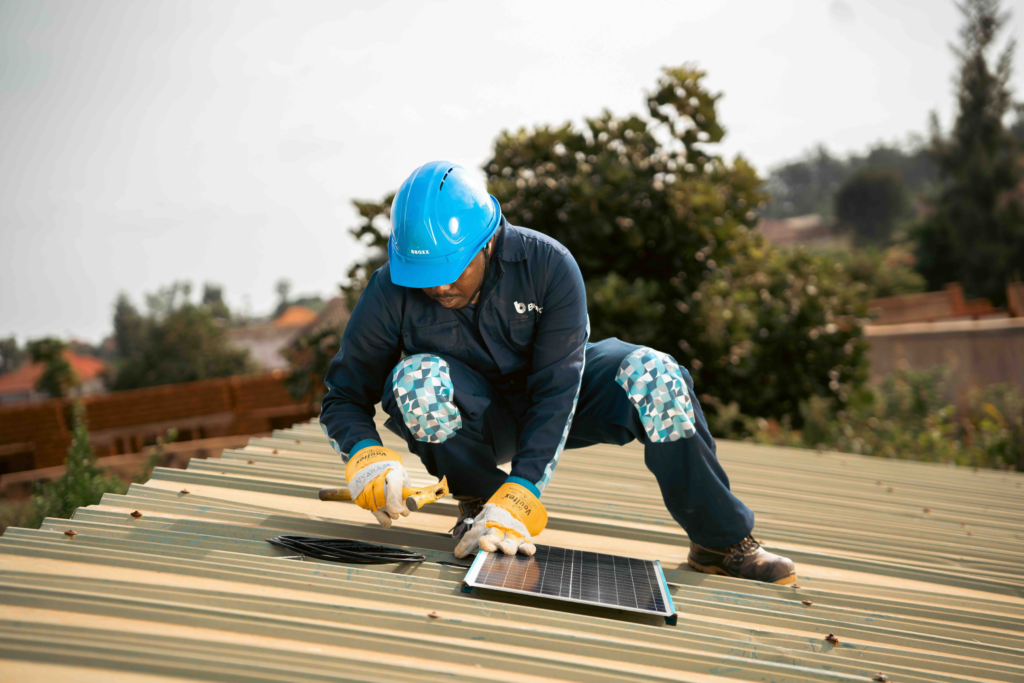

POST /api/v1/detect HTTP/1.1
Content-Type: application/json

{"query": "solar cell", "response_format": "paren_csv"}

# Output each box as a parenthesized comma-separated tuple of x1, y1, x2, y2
(462, 544, 677, 624)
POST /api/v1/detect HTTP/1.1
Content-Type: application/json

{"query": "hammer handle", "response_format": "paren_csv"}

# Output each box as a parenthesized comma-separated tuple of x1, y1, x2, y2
(318, 476, 449, 510)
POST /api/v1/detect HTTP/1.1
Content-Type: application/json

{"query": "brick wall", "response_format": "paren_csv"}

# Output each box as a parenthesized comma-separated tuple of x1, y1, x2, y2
(0, 372, 316, 473)
(865, 317, 1024, 404)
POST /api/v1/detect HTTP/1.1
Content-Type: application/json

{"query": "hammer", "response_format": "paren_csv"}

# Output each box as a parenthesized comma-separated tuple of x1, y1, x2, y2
(318, 476, 450, 511)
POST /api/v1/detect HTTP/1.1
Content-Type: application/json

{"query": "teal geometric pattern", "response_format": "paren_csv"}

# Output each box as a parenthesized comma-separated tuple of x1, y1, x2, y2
(391, 353, 462, 443)
(615, 347, 697, 443)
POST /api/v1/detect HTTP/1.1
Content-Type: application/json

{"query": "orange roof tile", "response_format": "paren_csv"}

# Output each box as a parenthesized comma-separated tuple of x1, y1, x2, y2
(272, 305, 318, 329)
(0, 351, 107, 395)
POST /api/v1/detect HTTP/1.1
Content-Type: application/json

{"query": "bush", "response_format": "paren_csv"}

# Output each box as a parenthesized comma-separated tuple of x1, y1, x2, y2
(713, 367, 1024, 471)
(690, 244, 870, 425)
(834, 167, 906, 244)
(826, 244, 926, 300)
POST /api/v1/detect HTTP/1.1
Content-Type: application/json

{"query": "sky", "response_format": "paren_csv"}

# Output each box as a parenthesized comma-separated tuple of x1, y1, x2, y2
(2, 0, 1022, 343)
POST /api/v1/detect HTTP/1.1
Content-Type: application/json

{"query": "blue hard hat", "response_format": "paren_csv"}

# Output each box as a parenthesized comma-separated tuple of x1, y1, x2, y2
(388, 161, 501, 288)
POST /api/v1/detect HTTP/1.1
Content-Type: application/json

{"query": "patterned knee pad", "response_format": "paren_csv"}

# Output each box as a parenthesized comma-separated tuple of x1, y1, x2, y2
(615, 347, 697, 443)
(391, 354, 462, 443)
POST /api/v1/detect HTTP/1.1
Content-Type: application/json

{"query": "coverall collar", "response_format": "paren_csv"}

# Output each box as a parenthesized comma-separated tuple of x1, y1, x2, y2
(494, 217, 527, 263)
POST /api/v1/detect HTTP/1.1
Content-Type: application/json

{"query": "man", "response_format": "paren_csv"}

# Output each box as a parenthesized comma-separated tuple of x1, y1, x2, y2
(320, 161, 796, 584)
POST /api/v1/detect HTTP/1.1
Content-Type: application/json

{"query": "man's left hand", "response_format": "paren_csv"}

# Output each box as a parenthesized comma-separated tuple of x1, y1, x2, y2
(454, 481, 548, 558)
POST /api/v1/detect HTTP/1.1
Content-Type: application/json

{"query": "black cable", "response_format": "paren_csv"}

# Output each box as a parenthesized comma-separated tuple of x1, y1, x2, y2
(267, 536, 426, 564)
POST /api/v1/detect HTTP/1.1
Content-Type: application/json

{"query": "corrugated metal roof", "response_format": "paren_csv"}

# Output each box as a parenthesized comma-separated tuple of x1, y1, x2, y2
(2, 412, 1022, 682)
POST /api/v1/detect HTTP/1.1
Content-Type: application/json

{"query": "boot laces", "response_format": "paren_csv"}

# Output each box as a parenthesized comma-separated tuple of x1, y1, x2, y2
(728, 535, 761, 559)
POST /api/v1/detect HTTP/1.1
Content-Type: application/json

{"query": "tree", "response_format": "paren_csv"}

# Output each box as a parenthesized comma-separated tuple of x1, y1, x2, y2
(691, 248, 870, 422)
(28, 337, 78, 398)
(0, 336, 27, 375)
(341, 195, 393, 309)
(915, 0, 1024, 304)
(765, 142, 938, 221)
(281, 196, 388, 404)
(113, 294, 145, 359)
(835, 168, 906, 243)
(486, 65, 869, 423)
(111, 283, 253, 390)
(201, 283, 231, 321)
(764, 145, 851, 219)
(283, 327, 343, 408)
(273, 278, 292, 317)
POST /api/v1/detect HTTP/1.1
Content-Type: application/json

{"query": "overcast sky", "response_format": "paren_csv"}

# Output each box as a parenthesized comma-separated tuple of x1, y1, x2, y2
(2, 0, 1022, 343)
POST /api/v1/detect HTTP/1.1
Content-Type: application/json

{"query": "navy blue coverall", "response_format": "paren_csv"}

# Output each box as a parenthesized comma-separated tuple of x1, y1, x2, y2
(320, 218, 754, 547)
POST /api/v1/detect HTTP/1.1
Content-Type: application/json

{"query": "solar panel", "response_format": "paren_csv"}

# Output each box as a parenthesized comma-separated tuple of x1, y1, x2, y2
(462, 544, 677, 624)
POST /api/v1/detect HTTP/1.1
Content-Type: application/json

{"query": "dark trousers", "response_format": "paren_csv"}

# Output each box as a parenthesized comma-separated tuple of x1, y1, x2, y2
(380, 338, 754, 547)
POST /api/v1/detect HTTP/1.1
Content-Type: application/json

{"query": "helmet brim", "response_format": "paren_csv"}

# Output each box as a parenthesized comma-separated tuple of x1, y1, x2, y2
(388, 201, 501, 289)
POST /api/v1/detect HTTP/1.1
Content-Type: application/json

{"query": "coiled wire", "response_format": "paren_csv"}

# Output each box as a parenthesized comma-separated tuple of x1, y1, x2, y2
(267, 535, 426, 564)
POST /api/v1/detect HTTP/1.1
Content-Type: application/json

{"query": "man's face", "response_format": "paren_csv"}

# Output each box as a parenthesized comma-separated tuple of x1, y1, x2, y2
(422, 242, 490, 309)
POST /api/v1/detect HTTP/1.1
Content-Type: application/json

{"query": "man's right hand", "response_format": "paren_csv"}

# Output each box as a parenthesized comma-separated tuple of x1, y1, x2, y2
(345, 445, 411, 528)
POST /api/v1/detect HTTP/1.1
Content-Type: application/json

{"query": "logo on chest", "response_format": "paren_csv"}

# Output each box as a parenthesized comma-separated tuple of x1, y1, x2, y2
(514, 301, 542, 314)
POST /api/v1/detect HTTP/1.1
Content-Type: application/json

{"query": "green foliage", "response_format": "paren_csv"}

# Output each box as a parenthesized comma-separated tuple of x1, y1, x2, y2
(765, 142, 937, 220)
(283, 327, 343, 408)
(914, 0, 1024, 305)
(691, 246, 870, 422)
(341, 195, 393, 309)
(113, 293, 145, 359)
(813, 243, 927, 300)
(765, 145, 851, 219)
(0, 336, 27, 375)
(201, 283, 231, 321)
(28, 337, 79, 398)
(715, 367, 1024, 471)
(844, 245, 926, 299)
(835, 168, 906, 244)
(967, 383, 1024, 469)
(485, 65, 869, 423)
(111, 281, 253, 390)
(273, 278, 292, 318)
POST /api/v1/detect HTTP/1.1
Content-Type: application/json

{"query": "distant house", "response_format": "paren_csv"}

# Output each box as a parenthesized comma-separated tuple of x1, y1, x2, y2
(272, 305, 319, 329)
(0, 350, 108, 406)
(755, 214, 832, 244)
(229, 302, 348, 371)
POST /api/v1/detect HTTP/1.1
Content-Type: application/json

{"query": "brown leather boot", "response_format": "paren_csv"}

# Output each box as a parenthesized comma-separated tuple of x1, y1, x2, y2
(688, 535, 797, 584)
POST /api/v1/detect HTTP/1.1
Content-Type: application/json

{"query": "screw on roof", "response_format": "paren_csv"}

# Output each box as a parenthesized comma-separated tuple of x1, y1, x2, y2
(801, 600, 813, 606)
(180, 489, 190, 494)
(130, 511, 142, 519)
(824, 633, 839, 645)
(63, 530, 77, 537)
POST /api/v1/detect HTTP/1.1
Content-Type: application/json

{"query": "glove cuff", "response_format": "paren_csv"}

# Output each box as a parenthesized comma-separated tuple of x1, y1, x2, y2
(488, 482, 548, 536)
(345, 445, 402, 481)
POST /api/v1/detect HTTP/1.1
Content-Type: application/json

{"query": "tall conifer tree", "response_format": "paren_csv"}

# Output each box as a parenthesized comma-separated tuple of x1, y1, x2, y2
(915, 0, 1024, 303)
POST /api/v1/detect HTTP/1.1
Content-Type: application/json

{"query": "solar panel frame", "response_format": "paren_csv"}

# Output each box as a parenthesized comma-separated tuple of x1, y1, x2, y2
(462, 544, 677, 624)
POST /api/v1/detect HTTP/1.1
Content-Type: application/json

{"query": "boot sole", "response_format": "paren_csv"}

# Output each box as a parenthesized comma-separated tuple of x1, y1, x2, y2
(688, 558, 797, 585)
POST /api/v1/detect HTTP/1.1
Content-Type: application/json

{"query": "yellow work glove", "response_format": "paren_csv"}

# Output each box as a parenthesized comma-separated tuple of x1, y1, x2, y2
(454, 481, 548, 558)
(344, 445, 411, 528)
